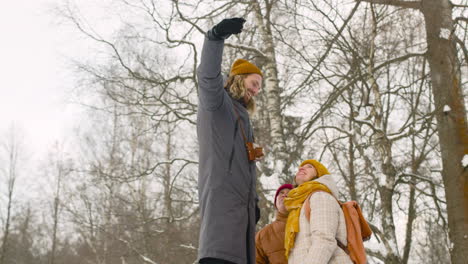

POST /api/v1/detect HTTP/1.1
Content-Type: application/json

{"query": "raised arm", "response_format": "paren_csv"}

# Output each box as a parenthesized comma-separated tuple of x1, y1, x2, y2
(197, 18, 245, 111)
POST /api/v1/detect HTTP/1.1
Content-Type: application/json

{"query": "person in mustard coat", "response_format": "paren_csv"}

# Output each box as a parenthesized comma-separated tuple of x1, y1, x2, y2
(255, 184, 293, 264)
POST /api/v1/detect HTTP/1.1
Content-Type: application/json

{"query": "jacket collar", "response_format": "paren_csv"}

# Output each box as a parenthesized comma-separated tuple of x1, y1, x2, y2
(313, 174, 339, 198)
(230, 95, 247, 108)
(275, 211, 288, 222)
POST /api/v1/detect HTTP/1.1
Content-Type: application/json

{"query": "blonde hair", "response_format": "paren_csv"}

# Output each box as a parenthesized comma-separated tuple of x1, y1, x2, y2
(224, 74, 256, 114)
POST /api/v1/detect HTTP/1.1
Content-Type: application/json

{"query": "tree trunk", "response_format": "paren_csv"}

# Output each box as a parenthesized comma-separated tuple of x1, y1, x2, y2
(0, 181, 13, 264)
(251, 1, 288, 173)
(362, 0, 468, 260)
(0, 131, 19, 264)
(421, 0, 468, 264)
(368, 6, 401, 261)
(421, 1, 468, 263)
(50, 157, 63, 264)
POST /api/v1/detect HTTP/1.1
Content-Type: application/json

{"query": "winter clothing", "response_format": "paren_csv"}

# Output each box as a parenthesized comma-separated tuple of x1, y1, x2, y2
(274, 184, 294, 209)
(197, 29, 259, 264)
(255, 211, 289, 264)
(286, 174, 352, 264)
(230, 59, 263, 77)
(299, 159, 330, 178)
(283, 181, 332, 258)
(212, 18, 246, 40)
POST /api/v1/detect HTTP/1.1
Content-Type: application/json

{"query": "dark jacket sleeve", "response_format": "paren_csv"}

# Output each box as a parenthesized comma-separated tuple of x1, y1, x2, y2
(197, 31, 226, 111)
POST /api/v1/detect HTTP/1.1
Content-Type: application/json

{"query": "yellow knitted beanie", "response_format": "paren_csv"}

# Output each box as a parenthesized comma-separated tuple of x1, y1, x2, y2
(230, 59, 263, 77)
(299, 159, 330, 177)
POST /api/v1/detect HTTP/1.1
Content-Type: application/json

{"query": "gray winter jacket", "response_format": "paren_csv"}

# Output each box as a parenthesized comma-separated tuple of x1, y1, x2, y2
(197, 33, 258, 264)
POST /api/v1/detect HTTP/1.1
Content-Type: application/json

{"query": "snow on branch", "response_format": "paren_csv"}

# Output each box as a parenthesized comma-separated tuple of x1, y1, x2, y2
(119, 238, 158, 264)
(462, 154, 468, 167)
(443, 105, 452, 113)
(180, 244, 197, 250)
(439, 28, 451, 39)
(397, 172, 439, 185)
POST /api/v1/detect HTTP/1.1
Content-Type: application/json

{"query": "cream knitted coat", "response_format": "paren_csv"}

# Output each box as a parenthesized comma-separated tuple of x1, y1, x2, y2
(288, 175, 352, 264)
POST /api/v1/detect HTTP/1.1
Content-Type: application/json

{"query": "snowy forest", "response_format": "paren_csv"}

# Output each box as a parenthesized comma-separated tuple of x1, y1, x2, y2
(0, 0, 467, 263)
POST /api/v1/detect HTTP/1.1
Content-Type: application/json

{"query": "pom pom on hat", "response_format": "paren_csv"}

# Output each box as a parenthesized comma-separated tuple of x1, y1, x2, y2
(230, 59, 263, 77)
(274, 184, 294, 209)
(299, 159, 330, 178)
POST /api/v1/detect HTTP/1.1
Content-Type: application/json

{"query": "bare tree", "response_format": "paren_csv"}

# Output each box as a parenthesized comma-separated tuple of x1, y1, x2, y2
(0, 125, 27, 264)
(353, 1, 468, 262)
(284, 3, 449, 262)
(41, 142, 74, 264)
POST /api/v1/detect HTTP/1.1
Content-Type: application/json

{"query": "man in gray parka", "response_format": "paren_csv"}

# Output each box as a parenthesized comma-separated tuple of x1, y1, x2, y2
(197, 17, 264, 264)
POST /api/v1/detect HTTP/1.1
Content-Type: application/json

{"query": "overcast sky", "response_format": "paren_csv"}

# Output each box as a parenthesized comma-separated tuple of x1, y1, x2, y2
(0, 0, 91, 159)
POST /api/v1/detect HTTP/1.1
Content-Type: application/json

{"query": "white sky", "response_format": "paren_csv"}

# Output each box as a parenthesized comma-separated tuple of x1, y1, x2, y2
(0, 0, 122, 206)
(0, 0, 86, 159)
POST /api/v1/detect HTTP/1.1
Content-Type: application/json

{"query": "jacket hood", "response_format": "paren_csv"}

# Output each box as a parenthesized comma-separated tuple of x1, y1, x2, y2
(313, 174, 339, 198)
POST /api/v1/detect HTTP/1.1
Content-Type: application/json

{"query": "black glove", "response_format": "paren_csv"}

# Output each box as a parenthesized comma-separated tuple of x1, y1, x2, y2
(211, 17, 246, 40)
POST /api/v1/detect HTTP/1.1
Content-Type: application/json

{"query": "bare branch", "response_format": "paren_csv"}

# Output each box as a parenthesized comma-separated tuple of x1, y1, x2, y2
(119, 238, 158, 264)
(171, 0, 205, 35)
(299, 51, 424, 142)
(224, 42, 266, 57)
(360, 0, 421, 9)
(454, 16, 468, 24)
(455, 36, 468, 64)
(374, 52, 426, 71)
(292, 0, 363, 98)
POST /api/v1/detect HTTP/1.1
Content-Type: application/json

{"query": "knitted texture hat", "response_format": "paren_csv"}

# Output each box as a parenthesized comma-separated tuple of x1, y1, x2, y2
(299, 159, 330, 178)
(274, 184, 294, 209)
(230, 59, 263, 77)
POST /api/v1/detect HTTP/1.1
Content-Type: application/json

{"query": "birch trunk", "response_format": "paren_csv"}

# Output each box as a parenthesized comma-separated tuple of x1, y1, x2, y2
(368, 6, 401, 262)
(251, 1, 288, 172)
